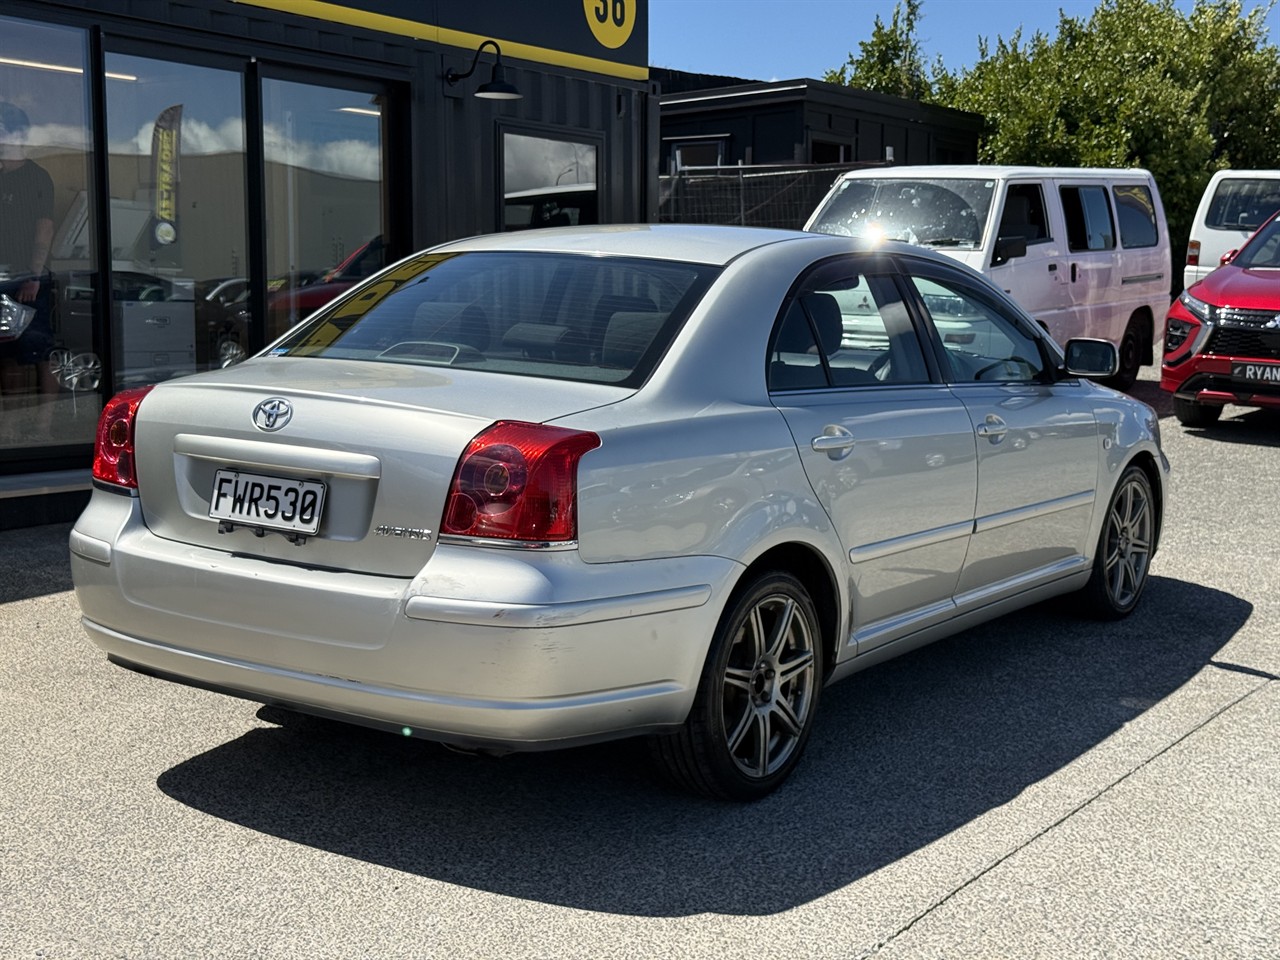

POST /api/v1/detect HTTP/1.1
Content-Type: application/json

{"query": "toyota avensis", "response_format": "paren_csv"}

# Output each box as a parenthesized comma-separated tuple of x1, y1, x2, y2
(70, 225, 1167, 800)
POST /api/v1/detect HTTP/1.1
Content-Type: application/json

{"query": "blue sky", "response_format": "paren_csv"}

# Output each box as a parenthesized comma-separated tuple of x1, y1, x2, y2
(648, 0, 1280, 80)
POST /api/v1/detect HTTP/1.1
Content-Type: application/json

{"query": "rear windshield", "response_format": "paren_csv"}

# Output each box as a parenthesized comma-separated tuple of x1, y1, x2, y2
(807, 177, 995, 250)
(1206, 178, 1280, 231)
(270, 250, 719, 386)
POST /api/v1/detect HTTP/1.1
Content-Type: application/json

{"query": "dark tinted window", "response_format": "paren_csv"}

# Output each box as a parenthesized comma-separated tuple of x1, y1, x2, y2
(1205, 177, 1280, 231)
(1113, 184, 1159, 248)
(274, 251, 717, 386)
(998, 183, 1051, 243)
(1060, 185, 1116, 252)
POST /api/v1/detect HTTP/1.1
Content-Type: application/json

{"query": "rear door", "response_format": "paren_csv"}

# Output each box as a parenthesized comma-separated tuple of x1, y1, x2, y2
(768, 254, 978, 655)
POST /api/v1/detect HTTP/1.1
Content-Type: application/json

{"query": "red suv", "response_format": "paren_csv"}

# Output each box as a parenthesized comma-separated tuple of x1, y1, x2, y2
(1162, 211, 1280, 426)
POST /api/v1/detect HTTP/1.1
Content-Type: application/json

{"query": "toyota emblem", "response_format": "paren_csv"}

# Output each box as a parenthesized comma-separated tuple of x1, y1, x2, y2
(252, 397, 293, 432)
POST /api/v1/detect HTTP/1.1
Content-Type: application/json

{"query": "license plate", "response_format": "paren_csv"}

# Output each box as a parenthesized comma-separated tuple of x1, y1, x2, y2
(1231, 361, 1280, 385)
(209, 469, 326, 535)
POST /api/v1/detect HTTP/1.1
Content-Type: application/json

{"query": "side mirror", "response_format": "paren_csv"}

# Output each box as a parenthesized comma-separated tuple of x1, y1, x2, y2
(1220, 249, 1238, 266)
(1064, 338, 1119, 379)
(992, 235, 1028, 267)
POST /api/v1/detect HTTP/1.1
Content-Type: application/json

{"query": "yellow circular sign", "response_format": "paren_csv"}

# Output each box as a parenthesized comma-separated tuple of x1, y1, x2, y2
(583, 0, 635, 50)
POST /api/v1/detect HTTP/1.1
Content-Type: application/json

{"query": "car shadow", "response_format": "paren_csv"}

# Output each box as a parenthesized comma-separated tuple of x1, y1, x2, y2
(1180, 407, 1280, 447)
(0, 522, 74, 603)
(156, 575, 1248, 917)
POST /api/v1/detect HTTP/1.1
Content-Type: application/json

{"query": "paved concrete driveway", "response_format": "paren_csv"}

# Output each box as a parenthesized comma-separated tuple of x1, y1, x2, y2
(2, 368, 1277, 958)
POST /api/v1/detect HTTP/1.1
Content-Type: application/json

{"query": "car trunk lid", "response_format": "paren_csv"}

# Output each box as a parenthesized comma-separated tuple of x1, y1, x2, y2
(131, 358, 627, 577)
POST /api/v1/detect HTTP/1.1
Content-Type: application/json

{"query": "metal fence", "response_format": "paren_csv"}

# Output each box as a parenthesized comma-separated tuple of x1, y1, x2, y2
(657, 163, 882, 230)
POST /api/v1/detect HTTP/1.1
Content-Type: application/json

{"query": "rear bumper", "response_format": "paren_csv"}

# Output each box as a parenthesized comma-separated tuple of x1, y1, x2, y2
(70, 491, 740, 750)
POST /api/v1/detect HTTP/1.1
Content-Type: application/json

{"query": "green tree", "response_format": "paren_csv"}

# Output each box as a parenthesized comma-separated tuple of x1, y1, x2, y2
(825, 0, 933, 101)
(939, 0, 1280, 259)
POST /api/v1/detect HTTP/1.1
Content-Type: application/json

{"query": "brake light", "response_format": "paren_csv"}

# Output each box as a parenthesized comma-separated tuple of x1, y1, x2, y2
(442, 421, 600, 542)
(92, 385, 154, 489)
(1186, 240, 1200, 266)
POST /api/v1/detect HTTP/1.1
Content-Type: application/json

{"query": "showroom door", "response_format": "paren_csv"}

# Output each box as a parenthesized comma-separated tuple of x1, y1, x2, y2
(103, 49, 250, 391)
(260, 75, 389, 340)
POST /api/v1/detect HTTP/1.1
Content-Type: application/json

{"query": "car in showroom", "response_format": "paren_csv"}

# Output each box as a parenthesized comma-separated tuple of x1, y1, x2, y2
(69, 224, 1167, 800)
(1162, 209, 1280, 427)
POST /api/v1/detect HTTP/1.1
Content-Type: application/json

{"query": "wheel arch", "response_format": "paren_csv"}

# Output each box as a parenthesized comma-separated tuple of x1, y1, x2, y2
(1126, 449, 1165, 556)
(733, 541, 842, 683)
(1129, 306, 1155, 367)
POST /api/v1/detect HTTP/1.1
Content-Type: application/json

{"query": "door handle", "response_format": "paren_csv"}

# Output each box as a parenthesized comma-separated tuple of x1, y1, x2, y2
(812, 425, 856, 460)
(975, 414, 1008, 443)
(1047, 263, 1058, 273)
(1071, 263, 1079, 283)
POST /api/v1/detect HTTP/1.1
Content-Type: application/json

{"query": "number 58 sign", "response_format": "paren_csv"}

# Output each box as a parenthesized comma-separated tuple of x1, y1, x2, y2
(584, 0, 635, 48)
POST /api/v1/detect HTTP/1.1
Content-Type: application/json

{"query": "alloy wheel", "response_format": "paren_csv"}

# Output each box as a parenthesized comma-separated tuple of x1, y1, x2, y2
(720, 592, 817, 779)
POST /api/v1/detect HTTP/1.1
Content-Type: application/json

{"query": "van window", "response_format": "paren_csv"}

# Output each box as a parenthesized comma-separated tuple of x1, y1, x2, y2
(1113, 185, 1159, 248)
(998, 184, 1051, 243)
(1205, 178, 1280, 232)
(1060, 185, 1115, 252)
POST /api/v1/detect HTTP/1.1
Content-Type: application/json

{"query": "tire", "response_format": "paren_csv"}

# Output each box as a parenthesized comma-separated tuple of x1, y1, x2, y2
(1173, 396, 1222, 428)
(1103, 320, 1141, 392)
(217, 336, 247, 368)
(1078, 464, 1155, 620)
(651, 571, 823, 801)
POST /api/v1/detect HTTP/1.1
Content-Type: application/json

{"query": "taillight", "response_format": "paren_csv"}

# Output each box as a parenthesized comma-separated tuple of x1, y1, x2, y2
(1186, 240, 1200, 266)
(93, 385, 154, 489)
(442, 421, 601, 542)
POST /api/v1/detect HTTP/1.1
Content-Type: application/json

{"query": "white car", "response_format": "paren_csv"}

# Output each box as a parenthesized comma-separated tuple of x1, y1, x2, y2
(70, 224, 1167, 800)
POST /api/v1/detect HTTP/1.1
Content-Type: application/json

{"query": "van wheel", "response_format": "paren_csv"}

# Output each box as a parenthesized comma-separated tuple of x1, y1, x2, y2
(651, 571, 823, 801)
(1173, 396, 1222, 427)
(1103, 322, 1141, 392)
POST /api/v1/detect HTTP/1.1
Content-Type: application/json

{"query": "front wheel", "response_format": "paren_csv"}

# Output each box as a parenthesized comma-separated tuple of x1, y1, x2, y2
(1078, 464, 1155, 620)
(651, 571, 823, 801)
(1103, 321, 1141, 392)
(1173, 396, 1222, 428)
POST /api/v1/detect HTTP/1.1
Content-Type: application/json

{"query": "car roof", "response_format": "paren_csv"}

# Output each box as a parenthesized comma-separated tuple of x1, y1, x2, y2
(834, 165, 1155, 181)
(428, 223, 863, 266)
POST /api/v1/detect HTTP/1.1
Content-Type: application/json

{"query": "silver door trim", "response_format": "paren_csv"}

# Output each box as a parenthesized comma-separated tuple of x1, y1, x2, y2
(973, 489, 1094, 534)
(848, 519, 973, 564)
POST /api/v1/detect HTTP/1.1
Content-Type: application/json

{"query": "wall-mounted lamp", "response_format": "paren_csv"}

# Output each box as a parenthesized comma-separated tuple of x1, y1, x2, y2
(445, 40, 523, 100)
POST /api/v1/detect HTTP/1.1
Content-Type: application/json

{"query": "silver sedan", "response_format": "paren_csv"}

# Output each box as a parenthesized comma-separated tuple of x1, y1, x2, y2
(70, 225, 1167, 800)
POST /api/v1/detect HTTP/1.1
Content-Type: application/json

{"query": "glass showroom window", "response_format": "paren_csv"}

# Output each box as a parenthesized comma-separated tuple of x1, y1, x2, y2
(261, 78, 386, 340)
(0, 16, 97, 457)
(104, 52, 250, 391)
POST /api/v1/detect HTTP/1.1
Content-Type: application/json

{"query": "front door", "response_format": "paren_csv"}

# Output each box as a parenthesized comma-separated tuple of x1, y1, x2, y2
(904, 261, 1099, 606)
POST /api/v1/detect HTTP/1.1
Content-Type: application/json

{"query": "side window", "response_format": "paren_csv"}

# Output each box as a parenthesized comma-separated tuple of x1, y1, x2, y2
(1060, 185, 1115, 251)
(998, 183, 1051, 243)
(907, 273, 1047, 383)
(768, 271, 931, 391)
(1113, 184, 1159, 248)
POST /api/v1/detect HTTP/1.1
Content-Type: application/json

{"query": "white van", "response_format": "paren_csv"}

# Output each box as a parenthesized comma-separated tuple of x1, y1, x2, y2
(804, 165, 1172, 389)
(1184, 169, 1280, 288)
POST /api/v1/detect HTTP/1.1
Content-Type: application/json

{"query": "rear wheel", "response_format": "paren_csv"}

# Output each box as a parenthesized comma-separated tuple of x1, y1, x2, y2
(1173, 396, 1222, 428)
(1079, 464, 1154, 620)
(652, 571, 823, 801)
